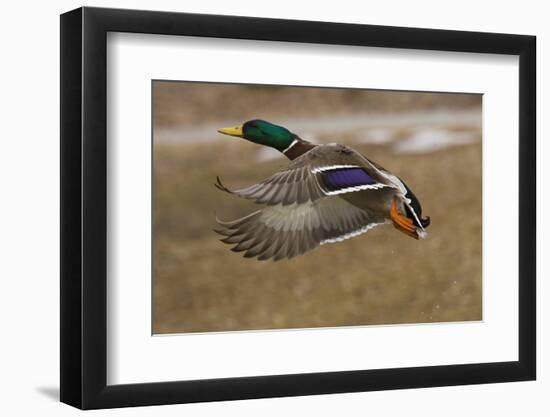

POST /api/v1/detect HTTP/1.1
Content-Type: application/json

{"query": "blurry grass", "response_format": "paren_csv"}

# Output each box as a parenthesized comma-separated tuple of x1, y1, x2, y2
(153, 138, 482, 334)
(154, 81, 482, 129)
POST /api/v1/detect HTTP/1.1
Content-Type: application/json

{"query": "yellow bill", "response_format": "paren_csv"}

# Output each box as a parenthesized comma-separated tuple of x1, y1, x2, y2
(217, 125, 244, 137)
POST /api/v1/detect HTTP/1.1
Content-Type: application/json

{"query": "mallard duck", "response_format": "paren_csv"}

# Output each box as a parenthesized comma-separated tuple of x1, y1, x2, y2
(215, 119, 430, 261)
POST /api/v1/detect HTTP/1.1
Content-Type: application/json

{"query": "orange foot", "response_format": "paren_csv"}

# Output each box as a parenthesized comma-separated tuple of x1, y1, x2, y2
(390, 199, 418, 239)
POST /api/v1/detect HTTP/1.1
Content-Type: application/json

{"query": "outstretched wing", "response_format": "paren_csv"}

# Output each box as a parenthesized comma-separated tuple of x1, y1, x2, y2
(215, 144, 395, 206)
(215, 166, 325, 205)
(215, 196, 389, 261)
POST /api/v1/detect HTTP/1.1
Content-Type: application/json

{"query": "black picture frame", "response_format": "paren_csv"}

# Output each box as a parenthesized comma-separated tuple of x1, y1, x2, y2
(60, 6, 536, 410)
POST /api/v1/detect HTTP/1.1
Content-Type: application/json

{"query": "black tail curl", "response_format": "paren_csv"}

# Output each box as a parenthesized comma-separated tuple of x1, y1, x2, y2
(420, 216, 431, 228)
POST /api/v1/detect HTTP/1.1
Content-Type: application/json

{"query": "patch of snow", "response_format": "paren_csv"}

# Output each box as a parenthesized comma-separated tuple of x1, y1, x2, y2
(393, 128, 478, 154)
(359, 128, 394, 144)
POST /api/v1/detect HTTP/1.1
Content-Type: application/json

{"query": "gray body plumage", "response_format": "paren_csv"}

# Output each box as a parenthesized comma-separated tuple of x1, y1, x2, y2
(215, 143, 424, 261)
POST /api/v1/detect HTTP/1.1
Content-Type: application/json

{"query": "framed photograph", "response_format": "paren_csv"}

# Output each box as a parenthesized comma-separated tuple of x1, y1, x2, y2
(60, 6, 536, 409)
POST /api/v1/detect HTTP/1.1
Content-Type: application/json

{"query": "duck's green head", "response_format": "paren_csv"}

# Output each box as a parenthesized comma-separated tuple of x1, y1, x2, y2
(218, 120, 296, 152)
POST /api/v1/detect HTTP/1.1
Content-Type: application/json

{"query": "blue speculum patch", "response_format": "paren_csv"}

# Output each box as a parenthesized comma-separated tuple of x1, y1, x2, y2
(321, 168, 377, 191)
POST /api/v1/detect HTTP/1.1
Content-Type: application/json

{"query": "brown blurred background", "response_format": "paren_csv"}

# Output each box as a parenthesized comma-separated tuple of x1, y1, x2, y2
(153, 81, 482, 334)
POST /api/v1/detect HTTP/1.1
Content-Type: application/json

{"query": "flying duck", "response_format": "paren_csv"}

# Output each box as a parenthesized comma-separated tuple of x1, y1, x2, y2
(215, 119, 430, 261)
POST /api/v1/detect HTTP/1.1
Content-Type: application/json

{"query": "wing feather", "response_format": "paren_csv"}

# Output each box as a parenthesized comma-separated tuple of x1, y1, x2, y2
(215, 197, 389, 261)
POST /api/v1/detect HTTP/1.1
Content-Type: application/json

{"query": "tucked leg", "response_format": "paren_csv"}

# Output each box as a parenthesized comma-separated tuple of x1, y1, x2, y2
(390, 199, 418, 239)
